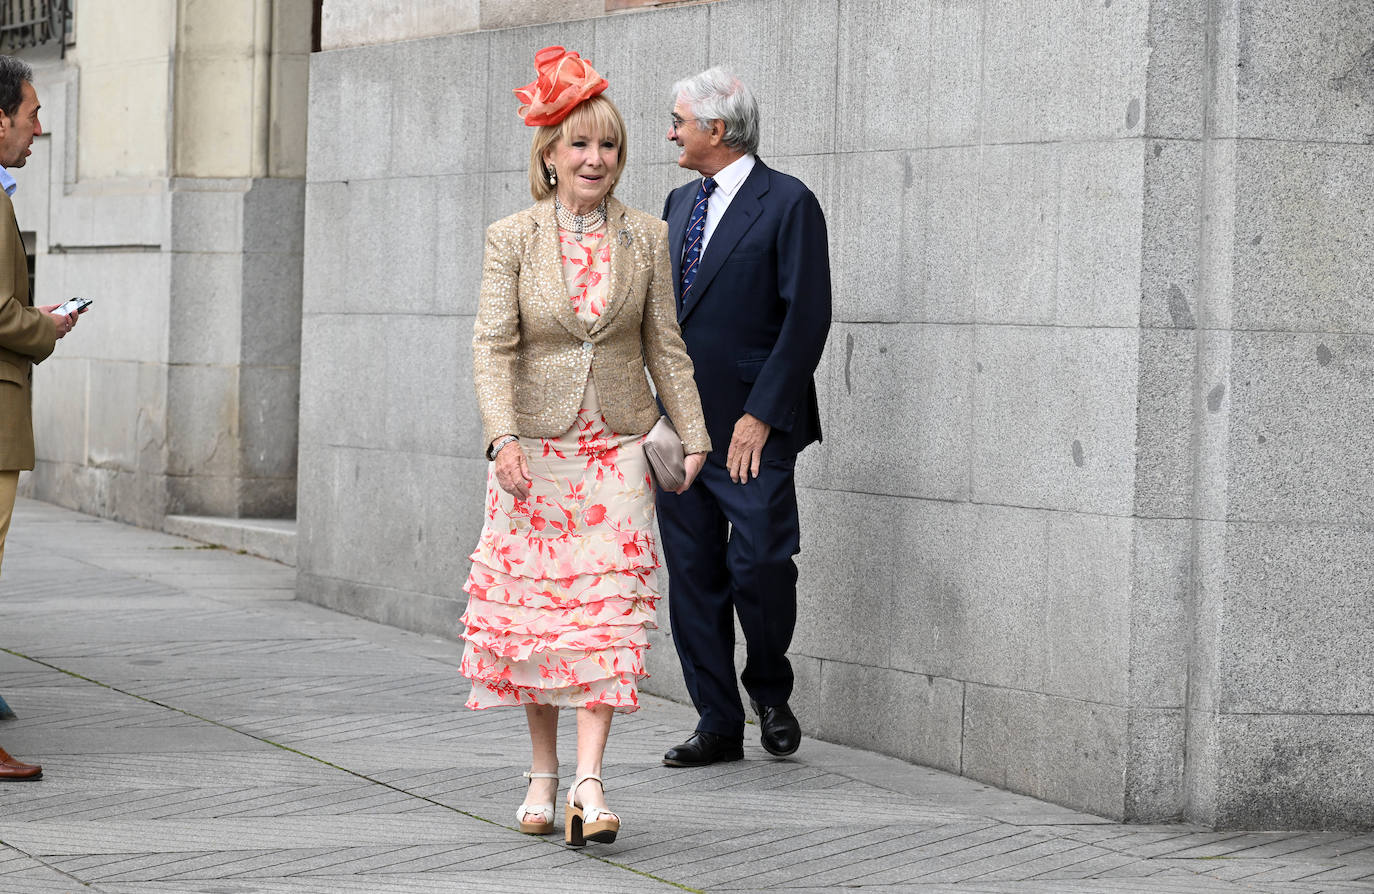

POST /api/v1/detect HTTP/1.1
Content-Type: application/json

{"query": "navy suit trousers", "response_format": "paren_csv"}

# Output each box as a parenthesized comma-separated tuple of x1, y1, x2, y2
(657, 455, 800, 738)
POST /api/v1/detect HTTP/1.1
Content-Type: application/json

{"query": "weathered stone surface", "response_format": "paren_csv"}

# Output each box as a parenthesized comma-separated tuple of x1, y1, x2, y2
(817, 662, 964, 775)
(238, 365, 300, 481)
(1218, 521, 1374, 714)
(1124, 707, 1185, 822)
(1211, 713, 1374, 831)
(166, 364, 239, 481)
(169, 252, 242, 365)
(1144, 0, 1206, 140)
(928, 1, 983, 146)
(820, 323, 972, 501)
(963, 683, 1128, 820)
(970, 325, 1139, 516)
(974, 143, 1059, 326)
(389, 35, 490, 178)
(793, 488, 896, 670)
(296, 444, 483, 605)
(240, 251, 304, 366)
(1055, 140, 1145, 328)
(321, 0, 479, 50)
(1140, 139, 1203, 330)
(708, 0, 839, 158)
(299, 313, 392, 450)
(307, 43, 403, 183)
(170, 182, 246, 253)
(243, 178, 307, 256)
(1127, 518, 1191, 709)
(1225, 332, 1374, 525)
(1232, 141, 1374, 335)
(834, 0, 929, 153)
(1232, 0, 1374, 143)
(1133, 328, 1196, 520)
(1041, 512, 1133, 704)
(981, 0, 1149, 143)
(29, 356, 87, 467)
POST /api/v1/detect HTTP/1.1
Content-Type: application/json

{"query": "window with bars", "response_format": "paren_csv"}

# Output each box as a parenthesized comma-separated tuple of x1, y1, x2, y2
(0, 0, 73, 54)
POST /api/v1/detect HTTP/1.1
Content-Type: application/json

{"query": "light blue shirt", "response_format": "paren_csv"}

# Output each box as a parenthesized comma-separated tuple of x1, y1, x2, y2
(0, 166, 14, 197)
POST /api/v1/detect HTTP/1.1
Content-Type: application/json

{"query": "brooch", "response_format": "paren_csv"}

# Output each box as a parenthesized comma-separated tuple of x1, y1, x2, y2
(619, 229, 633, 247)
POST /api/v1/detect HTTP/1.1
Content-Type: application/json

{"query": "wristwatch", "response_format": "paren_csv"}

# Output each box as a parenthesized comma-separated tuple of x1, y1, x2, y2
(487, 434, 519, 460)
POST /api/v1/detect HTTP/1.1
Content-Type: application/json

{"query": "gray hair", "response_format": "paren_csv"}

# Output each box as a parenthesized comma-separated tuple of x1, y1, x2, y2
(671, 67, 760, 156)
(0, 55, 32, 118)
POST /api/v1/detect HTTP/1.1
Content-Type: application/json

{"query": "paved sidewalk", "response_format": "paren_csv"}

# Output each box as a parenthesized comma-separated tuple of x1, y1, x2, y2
(0, 499, 1371, 894)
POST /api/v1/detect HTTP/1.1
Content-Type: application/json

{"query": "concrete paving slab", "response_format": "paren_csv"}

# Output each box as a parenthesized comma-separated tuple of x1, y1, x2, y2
(1, 499, 1372, 894)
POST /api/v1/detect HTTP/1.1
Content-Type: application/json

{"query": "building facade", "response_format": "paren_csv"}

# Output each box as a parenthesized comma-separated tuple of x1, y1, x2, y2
(16, 0, 1374, 830)
(12, 0, 310, 528)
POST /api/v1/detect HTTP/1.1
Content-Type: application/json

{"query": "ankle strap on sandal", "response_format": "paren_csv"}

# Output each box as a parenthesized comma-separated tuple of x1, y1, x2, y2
(523, 771, 559, 780)
(572, 773, 603, 789)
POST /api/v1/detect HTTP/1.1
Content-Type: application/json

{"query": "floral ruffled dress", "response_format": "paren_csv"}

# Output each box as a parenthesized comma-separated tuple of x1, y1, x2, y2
(460, 223, 658, 712)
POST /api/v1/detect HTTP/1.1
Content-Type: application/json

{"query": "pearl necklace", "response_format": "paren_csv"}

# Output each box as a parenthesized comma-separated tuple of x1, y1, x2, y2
(554, 197, 607, 242)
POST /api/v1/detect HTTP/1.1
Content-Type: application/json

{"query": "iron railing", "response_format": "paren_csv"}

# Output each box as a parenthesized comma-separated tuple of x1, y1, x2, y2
(0, 0, 72, 55)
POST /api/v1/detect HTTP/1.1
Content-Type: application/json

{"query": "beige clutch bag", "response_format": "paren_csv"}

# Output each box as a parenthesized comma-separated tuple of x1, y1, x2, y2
(643, 415, 685, 491)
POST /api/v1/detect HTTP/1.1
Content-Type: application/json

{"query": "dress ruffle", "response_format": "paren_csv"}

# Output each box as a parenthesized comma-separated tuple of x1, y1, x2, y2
(468, 524, 659, 582)
(462, 552, 659, 709)
(460, 365, 659, 712)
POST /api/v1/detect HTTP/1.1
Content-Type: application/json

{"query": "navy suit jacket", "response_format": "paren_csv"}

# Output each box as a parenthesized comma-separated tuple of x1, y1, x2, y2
(662, 159, 831, 462)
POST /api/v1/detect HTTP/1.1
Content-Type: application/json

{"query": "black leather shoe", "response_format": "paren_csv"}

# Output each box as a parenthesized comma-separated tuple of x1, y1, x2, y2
(751, 700, 800, 757)
(662, 731, 744, 767)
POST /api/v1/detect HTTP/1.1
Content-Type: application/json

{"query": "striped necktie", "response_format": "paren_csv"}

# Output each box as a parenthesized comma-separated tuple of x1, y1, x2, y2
(679, 176, 717, 308)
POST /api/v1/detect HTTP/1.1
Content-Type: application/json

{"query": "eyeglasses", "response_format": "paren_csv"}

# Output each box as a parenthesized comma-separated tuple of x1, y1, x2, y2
(669, 114, 699, 134)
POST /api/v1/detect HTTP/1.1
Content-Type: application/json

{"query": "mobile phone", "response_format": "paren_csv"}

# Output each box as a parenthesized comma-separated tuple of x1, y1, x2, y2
(53, 297, 92, 315)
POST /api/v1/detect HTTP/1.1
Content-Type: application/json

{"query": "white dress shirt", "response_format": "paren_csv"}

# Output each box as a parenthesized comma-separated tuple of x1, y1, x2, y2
(700, 153, 756, 257)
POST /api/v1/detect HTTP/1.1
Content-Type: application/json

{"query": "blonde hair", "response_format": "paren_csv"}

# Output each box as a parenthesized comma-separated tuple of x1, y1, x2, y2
(528, 94, 628, 201)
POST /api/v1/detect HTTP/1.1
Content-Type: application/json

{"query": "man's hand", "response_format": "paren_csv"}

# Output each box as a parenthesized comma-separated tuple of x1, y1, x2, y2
(38, 304, 77, 339)
(727, 413, 771, 484)
(493, 439, 533, 500)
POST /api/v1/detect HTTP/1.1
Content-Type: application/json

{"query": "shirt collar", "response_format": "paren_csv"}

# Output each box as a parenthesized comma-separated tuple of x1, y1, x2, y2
(708, 153, 755, 199)
(0, 167, 15, 197)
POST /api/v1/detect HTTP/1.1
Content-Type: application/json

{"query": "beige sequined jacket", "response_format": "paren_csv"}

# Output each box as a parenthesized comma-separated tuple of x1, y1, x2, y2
(473, 196, 711, 456)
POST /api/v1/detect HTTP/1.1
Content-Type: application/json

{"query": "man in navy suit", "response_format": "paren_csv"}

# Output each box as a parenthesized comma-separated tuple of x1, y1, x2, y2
(658, 68, 831, 766)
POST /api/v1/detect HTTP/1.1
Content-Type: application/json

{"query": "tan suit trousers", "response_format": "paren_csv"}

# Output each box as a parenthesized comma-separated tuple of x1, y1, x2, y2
(0, 469, 17, 577)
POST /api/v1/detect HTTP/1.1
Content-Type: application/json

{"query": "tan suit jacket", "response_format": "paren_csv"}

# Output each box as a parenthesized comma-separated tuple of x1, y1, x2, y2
(0, 188, 55, 471)
(473, 196, 710, 455)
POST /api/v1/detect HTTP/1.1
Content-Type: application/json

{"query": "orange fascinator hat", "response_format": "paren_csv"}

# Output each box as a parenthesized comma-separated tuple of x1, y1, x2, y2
(515, 46, 608, 127)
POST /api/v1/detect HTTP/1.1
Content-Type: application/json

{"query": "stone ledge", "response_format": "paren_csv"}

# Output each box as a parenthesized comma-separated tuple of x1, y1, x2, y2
(163, 515, 297, 566)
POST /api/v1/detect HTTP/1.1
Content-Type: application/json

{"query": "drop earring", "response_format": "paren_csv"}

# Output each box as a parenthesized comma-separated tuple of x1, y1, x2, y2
(547, 167, 557, 186)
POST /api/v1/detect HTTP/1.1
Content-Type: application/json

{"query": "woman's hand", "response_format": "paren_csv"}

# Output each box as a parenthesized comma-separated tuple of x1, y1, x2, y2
(675, 452, 708, 494)
(493, 440, 533, 500)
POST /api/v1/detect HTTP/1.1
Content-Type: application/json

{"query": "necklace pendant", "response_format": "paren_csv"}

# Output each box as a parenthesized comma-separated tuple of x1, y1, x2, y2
(574, 233, 583, 242)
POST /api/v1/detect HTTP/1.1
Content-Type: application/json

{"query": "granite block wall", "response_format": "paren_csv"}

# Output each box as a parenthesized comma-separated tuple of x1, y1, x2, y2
(24, 175, 305, 526)
(296, 0, 1374, 829)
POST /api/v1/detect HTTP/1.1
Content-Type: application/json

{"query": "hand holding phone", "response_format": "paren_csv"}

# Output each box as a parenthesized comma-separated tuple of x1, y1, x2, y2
(53, 297, 92, 316)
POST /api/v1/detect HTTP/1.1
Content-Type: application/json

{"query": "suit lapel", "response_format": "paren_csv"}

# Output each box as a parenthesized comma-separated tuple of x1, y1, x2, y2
(532, 200, 590, 342)
(588, 199, 633, 336)
(666, 183, 692, 302)
(679, 161, 770, 324)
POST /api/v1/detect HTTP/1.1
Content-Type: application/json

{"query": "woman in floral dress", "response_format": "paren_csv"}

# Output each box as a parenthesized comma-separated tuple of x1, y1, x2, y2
(462, 47, 710, 847)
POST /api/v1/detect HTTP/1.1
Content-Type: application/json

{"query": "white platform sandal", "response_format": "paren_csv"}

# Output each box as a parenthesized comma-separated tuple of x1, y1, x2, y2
(564, 773, 619, 846)
(516, 770, 558, 834)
